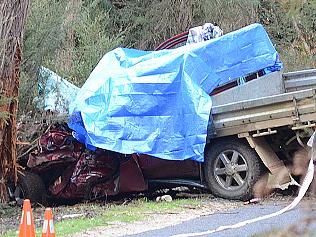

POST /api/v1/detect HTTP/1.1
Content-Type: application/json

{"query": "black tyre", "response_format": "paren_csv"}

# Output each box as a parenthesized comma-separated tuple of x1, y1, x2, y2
(14, 171, 47, 205)
(204, 138, 262, 200)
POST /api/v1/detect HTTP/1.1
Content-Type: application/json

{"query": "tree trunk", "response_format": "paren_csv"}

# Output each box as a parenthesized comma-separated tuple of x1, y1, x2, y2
(0, 0, 29, 202)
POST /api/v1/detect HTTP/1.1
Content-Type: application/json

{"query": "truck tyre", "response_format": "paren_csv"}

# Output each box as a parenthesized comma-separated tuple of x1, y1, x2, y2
(204, 138, 262, 200)
(14, 171, 46, 205)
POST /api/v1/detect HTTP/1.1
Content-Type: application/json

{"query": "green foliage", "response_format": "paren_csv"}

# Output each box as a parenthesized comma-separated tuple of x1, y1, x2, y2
(259, 0, 315, 71)
(18, 0, 316, 114)
(200, 0, 259, 32)
(20, 0, 69, 114)
(259, 1, 296, 46)
(44, 2, 122, 86)
(108, 0, 259, 50)
(19, 0, 122, 114)
(22, 0, 67, 72)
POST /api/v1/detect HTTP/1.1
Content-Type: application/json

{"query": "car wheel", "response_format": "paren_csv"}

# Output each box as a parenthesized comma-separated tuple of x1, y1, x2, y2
(204, 138, 262, 200)
(14, 171, 47, 205)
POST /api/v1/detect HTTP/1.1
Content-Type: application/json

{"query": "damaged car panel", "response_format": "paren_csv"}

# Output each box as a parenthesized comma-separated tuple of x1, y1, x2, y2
(21, 123, 200, 201)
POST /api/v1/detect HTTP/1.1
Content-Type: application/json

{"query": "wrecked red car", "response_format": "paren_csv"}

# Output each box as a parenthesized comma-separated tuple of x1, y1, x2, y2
(13, 123, 202, 204)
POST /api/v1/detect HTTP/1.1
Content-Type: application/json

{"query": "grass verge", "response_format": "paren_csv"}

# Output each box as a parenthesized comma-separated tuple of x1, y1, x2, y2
(1, 197, 207, 237)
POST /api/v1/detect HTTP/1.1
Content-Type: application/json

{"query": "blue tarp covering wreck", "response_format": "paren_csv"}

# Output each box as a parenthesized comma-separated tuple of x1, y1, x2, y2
(68, 23, 282, 162)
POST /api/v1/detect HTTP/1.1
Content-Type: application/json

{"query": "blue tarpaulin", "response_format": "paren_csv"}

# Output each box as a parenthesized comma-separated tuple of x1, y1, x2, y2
(68, 23, 282, 162)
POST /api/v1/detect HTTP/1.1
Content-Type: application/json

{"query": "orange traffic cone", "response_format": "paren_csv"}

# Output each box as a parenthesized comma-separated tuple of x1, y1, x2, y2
(42, 208, 56, 237)
(18, 199, 36, 237)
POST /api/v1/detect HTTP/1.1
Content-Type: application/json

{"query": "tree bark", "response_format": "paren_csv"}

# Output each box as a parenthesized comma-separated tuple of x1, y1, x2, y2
(0, 0, 29, 202)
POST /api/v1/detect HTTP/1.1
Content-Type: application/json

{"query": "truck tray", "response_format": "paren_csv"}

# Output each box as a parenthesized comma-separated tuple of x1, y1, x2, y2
(211, 69, 316, 137)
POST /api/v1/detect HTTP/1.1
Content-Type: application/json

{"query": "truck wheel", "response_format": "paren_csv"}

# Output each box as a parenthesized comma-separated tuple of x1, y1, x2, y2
(204, 138, 262, 200)
(14, 171, 47, 205)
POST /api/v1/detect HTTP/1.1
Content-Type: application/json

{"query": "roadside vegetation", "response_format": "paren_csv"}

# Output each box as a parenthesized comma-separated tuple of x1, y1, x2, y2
(18, 0, 316, 115)
(1, 195, 232, 237)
